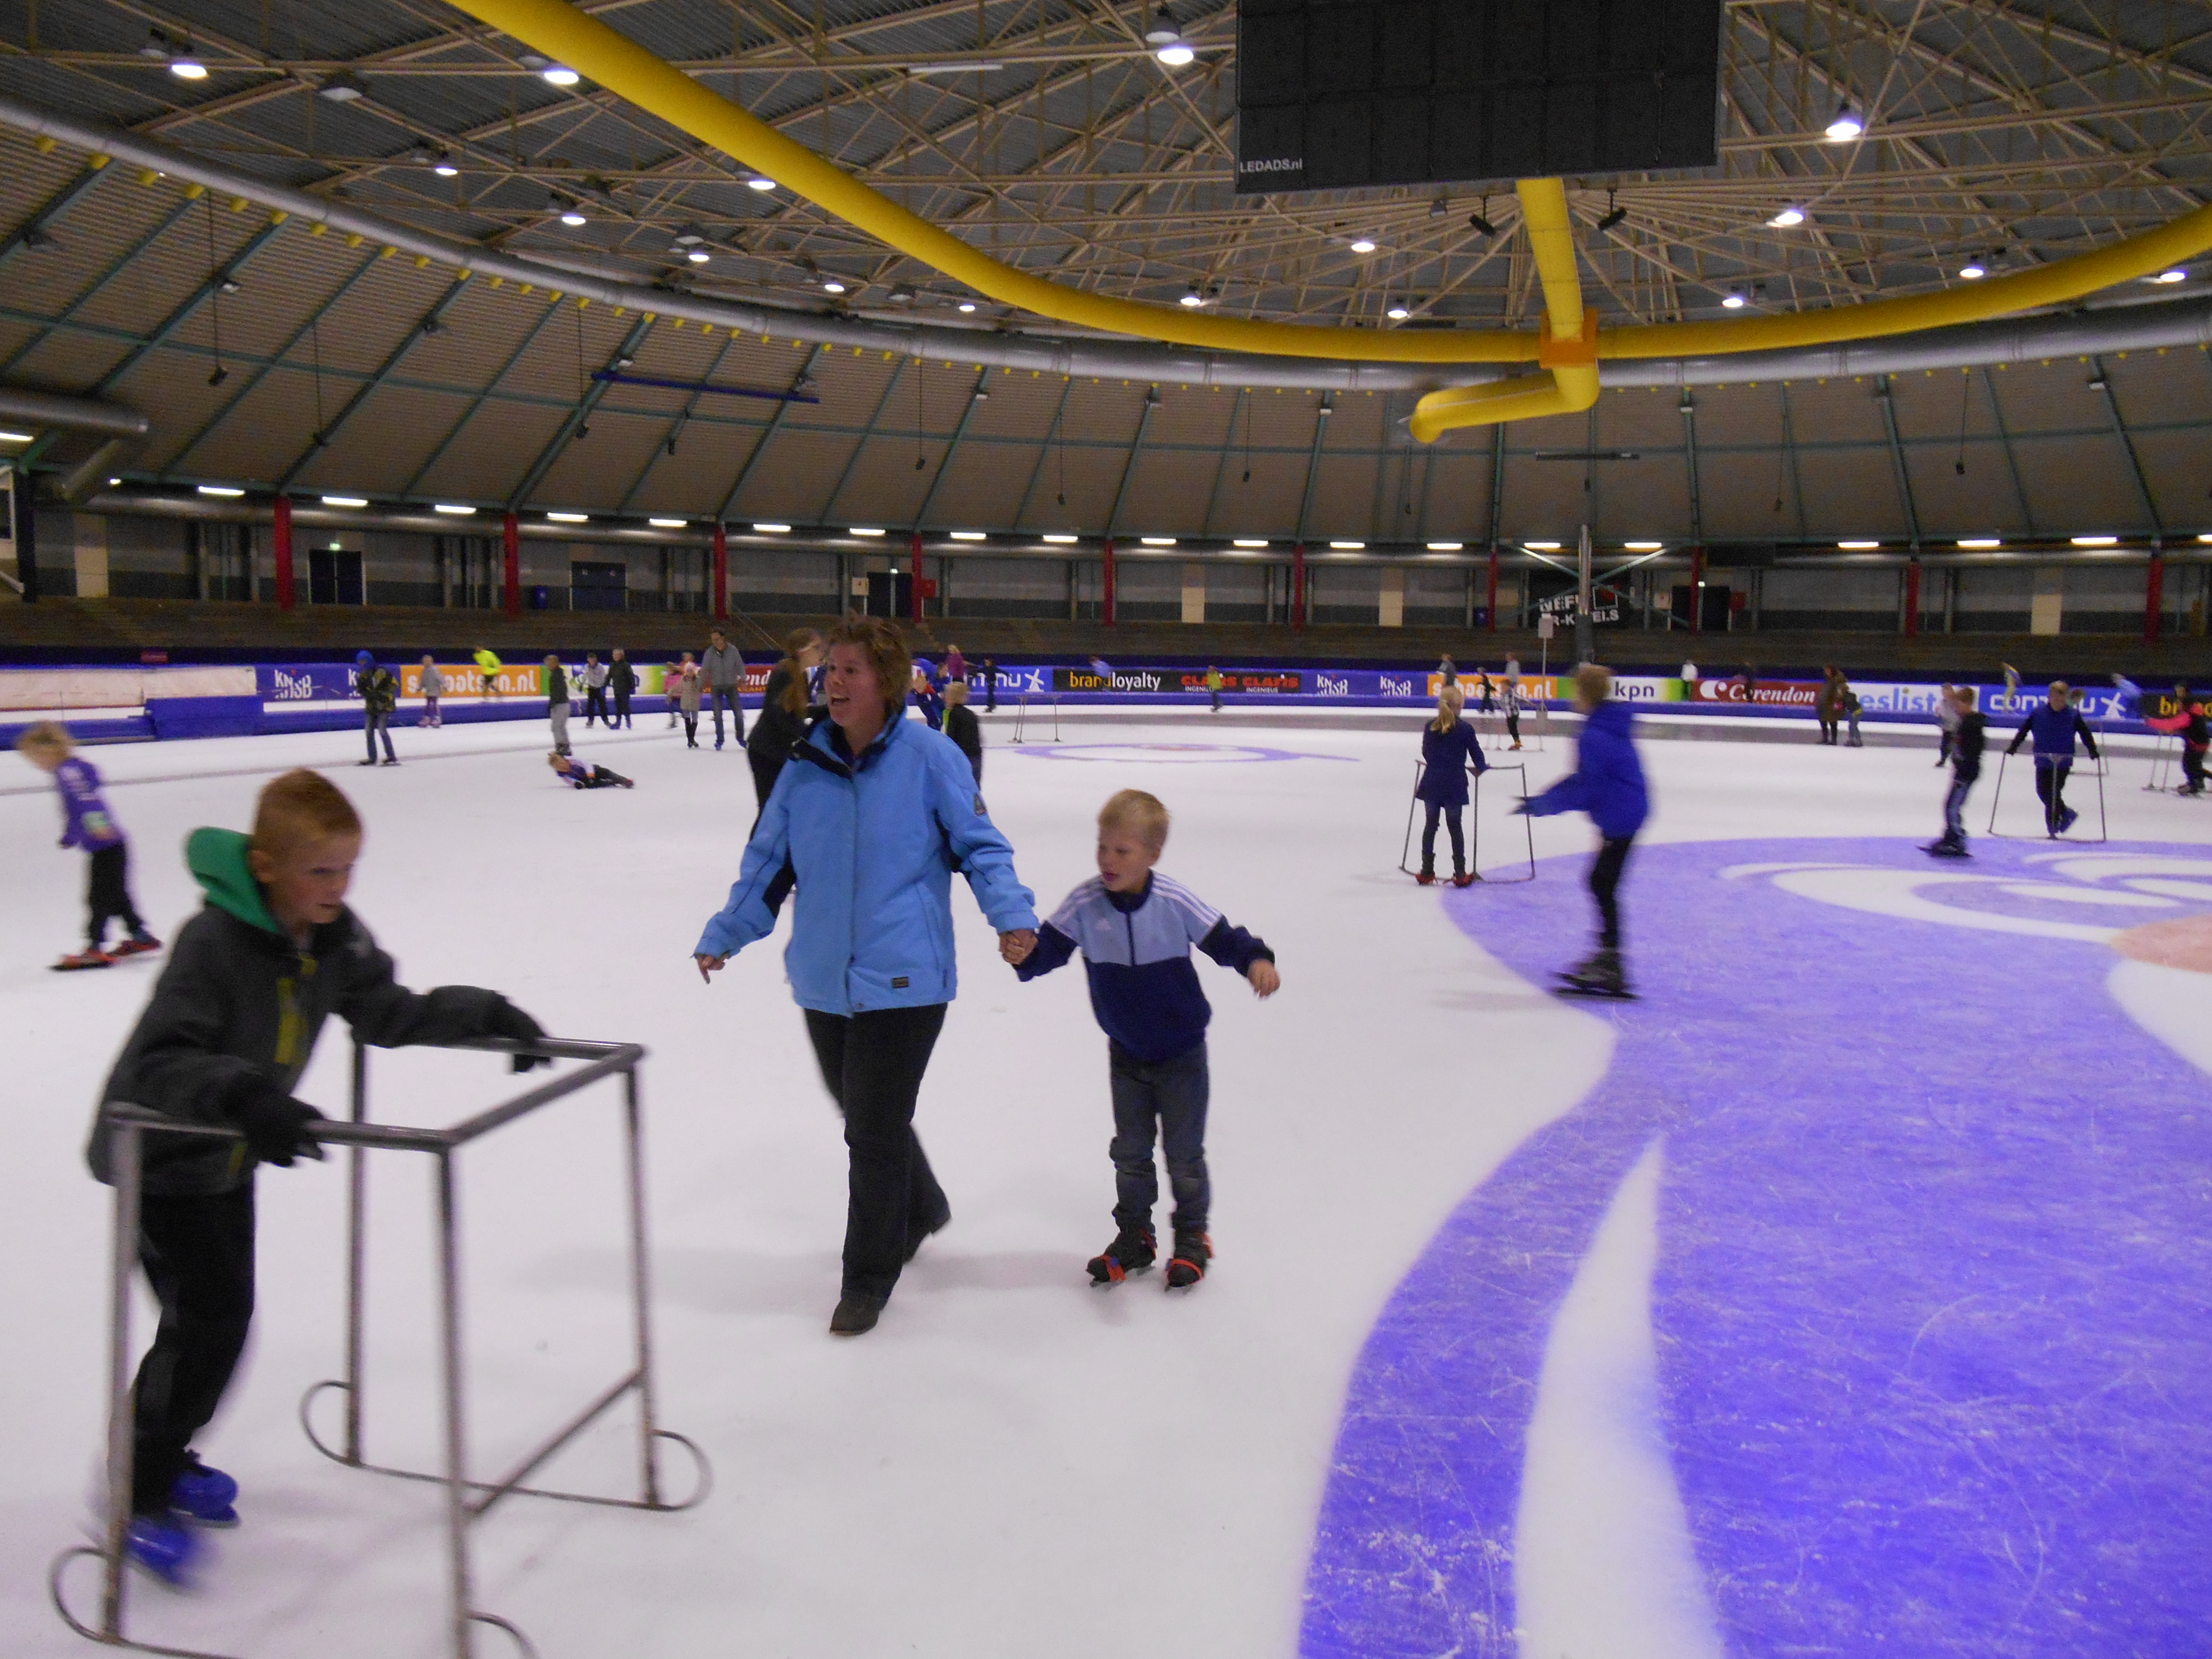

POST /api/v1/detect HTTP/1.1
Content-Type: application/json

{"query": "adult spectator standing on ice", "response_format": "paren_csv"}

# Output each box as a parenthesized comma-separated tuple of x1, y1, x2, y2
(608, 649, 637, 729)
(1816, 667, 1847, 746)
(980, 657, 999, 712)
(701, 629, 746, 750)
(543, 655, 573, 757)
(694, 617, 1039, 1337)
(355, 653, 398, 767)
(580, 653, 611, 728)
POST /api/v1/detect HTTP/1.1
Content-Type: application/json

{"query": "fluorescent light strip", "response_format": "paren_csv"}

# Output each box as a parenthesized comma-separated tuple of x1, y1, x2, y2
(0, 429, 35, 443)
(753, 522, 792, 533)
(547, 511, 589, 523)
(2070, 535, 2117, 546)
(197, 485, 246, 498)
(1232, 538, 1270, 548)
(321, 495, 368, 508)
(849, 526, 886, 537)
(1425, 541, 1463, 551)
(434, 504, 477, 515)
(1957, 538, 2002, 549)
(948, 530, 986, 541)
(1838, 539, 1881, 549)
(647, 517, 687, 529)
(1623, 541, 1663, 550)
(1329, 539, 1365, 550)
(1525, 541, 1561, 551)
(1140, 536, 1177, 546)
(1042, 534, 1079, 544)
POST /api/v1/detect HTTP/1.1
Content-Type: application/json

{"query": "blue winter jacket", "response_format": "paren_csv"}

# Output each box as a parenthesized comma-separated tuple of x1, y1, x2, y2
(1415, 720, 1489, 808)
(2006, 703, 2099, 761)
(1524, 699, 1650, 839)
(694, 715, 1038, 1014)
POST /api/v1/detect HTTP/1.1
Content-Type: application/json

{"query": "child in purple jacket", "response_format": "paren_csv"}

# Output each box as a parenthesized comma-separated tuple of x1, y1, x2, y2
(17, 721, 161, 970)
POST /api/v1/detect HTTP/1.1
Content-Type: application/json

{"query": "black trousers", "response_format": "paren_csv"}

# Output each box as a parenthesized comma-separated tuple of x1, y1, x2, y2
(612, 690, 632, 728)
(87, 843, 144, 949)
(2184, 746, 2207, 795)
(1590, 835, 1635, 950)
(983, 677, 997, 712)
(1109, 1041, 1210, 1235)
(804, 1006, 949, 1301)
(364, 709, 395, 763)
(131, 1184, 255, 1515)
(1505, 708, 1521, 743)
(583, 686, 610, 725)
(747, 749, 783, 810)
(1817, 716, 1839, 744)
(2033, 757, 2074, 828)
(1420, 802, 1465, 875)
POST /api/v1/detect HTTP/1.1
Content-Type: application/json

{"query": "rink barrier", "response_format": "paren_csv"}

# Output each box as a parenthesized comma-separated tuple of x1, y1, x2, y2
(51, 1033, 708, 1659)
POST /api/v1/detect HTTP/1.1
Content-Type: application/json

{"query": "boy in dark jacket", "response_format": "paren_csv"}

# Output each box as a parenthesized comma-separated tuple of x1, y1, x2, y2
(355, 651, 398, 766)
(942, 679, 984, 783)
(1923, 687, 1987, 857)
(2004, 681, 2099, 835)
(1016, 789, 1279, 1291)
(85, 769, 544, 1583)
(1520, 663, 1651, 997)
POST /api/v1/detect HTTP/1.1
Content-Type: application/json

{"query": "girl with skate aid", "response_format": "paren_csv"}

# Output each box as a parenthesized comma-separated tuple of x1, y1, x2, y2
(1015, 790, 1279, 1290)
(1517, 664, 1649, 998)
(1413, 685, 1487, 887)
(18, 720, 161, 970)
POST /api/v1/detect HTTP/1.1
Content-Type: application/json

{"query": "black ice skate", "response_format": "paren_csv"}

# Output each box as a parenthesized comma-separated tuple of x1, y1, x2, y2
(1921, 837, 1971, 859)
(1087, 1226, 1156, 1285)
(1164, 1230, 1212, 1290)
(1555, 948, 1635, 1000)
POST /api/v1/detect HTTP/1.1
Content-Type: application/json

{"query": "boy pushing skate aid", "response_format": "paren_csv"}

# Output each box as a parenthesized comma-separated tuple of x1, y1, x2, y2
(1015, 790, 1279, 1289)
(84, 769, 546, 1584)
(1516, 665, 1649, 999)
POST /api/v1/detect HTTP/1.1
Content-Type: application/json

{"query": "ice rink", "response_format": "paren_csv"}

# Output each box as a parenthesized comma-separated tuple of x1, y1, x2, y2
(4, 705, 2209, 1659)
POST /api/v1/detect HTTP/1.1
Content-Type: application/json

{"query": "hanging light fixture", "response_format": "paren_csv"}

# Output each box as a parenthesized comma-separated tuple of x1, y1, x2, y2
(1146, 6, 1195, 65)
(1825, 103, 1865, 141)
(1596, 190, 1626, 231)
(1768, 205, 1806, 228)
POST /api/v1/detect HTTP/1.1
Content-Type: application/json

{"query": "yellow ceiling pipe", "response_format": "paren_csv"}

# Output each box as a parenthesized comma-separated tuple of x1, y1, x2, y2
(451, 0, 2212, 371)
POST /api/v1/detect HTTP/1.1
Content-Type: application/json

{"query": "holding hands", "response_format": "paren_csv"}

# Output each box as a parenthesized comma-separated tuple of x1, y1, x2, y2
(1000, 929, 1038, 966)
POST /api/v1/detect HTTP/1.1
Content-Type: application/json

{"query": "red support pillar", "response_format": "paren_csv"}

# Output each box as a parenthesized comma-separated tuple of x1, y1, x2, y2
(501, 511, 521, 617)
(273, 494, 295, 612)
(1291, 542, 1307, 630)
(713, 523, 729, 622)
(908, 532, 925, 624)
(1689, 543, 1706, 635)
(1103, 537, 1117, 626)
(1904, 558, 1922, 638)
(1485, 544, 1499, 632)
(2146, 550, 2165, 644)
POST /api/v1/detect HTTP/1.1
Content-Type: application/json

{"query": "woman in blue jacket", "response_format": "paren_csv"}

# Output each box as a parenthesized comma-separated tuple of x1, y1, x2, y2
(1414, 684, 1488, 887)
(1520, 663, 1650, 997)
(695, 618, 1039, 1336)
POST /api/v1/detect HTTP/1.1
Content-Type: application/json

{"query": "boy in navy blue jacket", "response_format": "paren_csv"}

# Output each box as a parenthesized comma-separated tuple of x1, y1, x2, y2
(1521, 664, 1650, 998)
(1017, 789, 1278, 1289)
(2003, 681, 2100, 835)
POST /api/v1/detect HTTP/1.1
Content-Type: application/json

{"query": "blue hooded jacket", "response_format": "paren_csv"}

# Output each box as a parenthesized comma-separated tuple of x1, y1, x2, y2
(1524, 699, 1650, 839)
(694, 715, 1037, 1014)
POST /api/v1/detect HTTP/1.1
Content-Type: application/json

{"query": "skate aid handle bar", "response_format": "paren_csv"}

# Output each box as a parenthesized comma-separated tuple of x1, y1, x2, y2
(107, 1037, 645, 1153)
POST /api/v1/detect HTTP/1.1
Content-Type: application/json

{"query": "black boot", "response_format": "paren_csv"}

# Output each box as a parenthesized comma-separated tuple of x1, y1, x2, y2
(1558, 948, 1632, 999)
(1165, 1229, 1212, 1290)
(1087, 1225, 1156, 1285)
(829, 1293, 885, 1336)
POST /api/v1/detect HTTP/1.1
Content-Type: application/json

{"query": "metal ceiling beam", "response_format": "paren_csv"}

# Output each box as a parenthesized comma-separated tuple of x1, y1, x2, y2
(911, 364, 997, 529)
(1103, 387, 1161, 538)
(0, 157, 109, 268)
(617, 328, 742, 512)
(1978, 365, 2037, 537)
(1874, 376, 1924, 553)
(817, 351, 908, 525)
(1013, 373, 1079, 529)
(1679, 393, 1704, 547)
(398, 296, 566, 498)
(272, 273, 475, 491)
(0, 196, 198, 380)
(716, 342, 827, 523)
(89, 215, 289, 399)
(507, 314, 658, 511)
(1294, 399, 1332, 542)
(159, 247, 383, 479)
(2088, 354, 2166, 538)
(1198, 386, 1247, 537)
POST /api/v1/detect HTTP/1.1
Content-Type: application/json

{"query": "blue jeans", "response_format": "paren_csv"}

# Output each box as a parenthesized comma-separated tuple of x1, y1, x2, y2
(1109, 1041, 1210, 1234)
(708, 688, 743, 745)
(1943, 771, 1976, 840)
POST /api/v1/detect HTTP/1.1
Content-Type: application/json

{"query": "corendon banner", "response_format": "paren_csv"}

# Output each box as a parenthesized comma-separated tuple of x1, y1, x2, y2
(1686, 677, 1823, 709)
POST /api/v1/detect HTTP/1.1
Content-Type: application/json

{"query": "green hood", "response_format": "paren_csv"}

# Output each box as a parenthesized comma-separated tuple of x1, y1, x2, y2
(185, 827, 285, 936)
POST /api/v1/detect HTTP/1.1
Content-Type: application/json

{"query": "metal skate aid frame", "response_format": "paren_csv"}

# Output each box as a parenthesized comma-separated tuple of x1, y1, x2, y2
(1011, 691, 1060, 743)
(52, 1035, 708, 1659)
(1984, 748, 2110, 842)
(1398, 760, 1537, 883)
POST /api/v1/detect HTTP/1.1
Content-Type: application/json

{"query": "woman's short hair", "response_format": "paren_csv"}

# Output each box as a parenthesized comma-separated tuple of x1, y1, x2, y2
(1099, 788, 1171, 851)
(823, 617, 911, 708)
(253, 769, 362, 857)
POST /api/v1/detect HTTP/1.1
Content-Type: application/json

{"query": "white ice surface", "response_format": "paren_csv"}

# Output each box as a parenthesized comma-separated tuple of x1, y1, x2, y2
(2, 714, 2207, 1659)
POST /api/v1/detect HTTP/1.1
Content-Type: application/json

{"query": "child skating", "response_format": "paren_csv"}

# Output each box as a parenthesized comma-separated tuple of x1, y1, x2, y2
(417, 656, 444, 727)
(2003, 680, 2099, 836)
(83, 768, 544, 1583)
(18, 721, 161, 970)
(548, 752, 635, 789)
(1016, 790, 1279, 1290)
(1922, 686, 1987, 857)
(1518, 664, 1649, 999)
(1413, 684, 1488, 887)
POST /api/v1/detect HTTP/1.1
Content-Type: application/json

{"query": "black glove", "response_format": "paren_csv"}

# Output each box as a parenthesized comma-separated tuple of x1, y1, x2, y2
(232, 1082, 327, 1168)
(487, 1000, 550, 1072)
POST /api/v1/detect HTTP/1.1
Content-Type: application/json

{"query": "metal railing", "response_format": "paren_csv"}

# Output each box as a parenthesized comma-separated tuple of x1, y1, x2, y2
(1011, 692, 1061, 743)
(1398, 759, 1537, 884)
(51, 1034, 708, 1659)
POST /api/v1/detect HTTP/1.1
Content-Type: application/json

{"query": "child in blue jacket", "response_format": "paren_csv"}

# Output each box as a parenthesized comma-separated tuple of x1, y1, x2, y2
(2003, 681, 2100, 835)
(1016, 789, 1279, 1290)
(1519, 664, 1650, 997)
(18, 720, 161, 970)
(1414, 684, 1488, 886)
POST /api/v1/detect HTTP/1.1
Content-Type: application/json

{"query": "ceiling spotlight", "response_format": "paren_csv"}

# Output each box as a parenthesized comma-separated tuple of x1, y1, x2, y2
(1429, 197, 1447, 218)
(1957, 262, 1985, 280)
(747, 176, 778, 191)
(317, 70, 366, 102)
(1156, 40, 1196, 66)
(888, 281, 918, 304)
(1180, 286, 1206, 308)
(1146, 6, 1195, 65)
(1468, 197, 1496, 237)
(672, 225, 707, 246)
(170, 55, 209, 81)
(1721, 292, 1747, 309)
(957, 301, 977, 313)
(1386, 301, 1411, 320)
(206, 367, 229, 387)
(2151, 268, 2188, 283)
(687, 248, 710, 263)
(541, 64, 581, 86)
(1349, 237, 1377, 254)
(823, 279, 847, 294)
(558, 203, 587, 226)
(217, 277, 240, 294)
(1824, 103, 1865, 141)
(1768, 205, 1806, 228)
(21, 225, 58, 250)
(433, 152, 459, 176)
(1595, 191, 1626, 231)
(972, 386, 991, 401)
